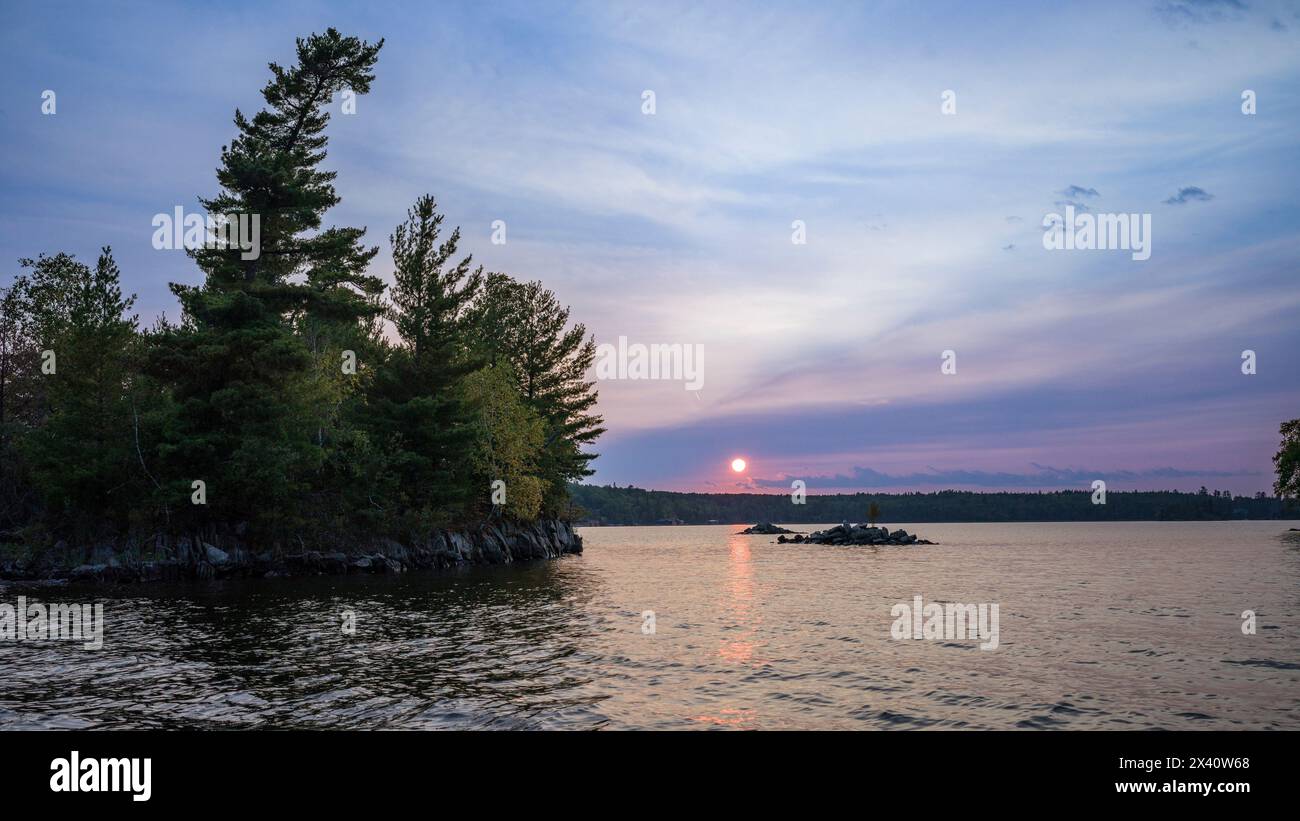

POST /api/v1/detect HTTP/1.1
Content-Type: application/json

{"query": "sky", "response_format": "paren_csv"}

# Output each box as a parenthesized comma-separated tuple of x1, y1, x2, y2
(2, 0, 1298, 495)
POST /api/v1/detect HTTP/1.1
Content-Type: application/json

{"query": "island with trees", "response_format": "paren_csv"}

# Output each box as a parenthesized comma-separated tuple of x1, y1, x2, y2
(0, 30, 602, 583)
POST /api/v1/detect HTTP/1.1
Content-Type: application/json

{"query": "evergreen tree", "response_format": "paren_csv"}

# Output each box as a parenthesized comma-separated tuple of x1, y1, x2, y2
(368, 195, 482, 526)
(1275, 419, 1300, 499)
(149, 29, 384, 545)
(468, 273, 604, 511)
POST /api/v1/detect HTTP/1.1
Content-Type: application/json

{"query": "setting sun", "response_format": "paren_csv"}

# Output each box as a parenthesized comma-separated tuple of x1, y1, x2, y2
(730, 458, 747, 473)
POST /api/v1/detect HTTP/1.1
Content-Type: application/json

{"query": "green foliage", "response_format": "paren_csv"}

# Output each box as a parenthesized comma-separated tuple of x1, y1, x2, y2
(387, 195, 482, 360)
(0, 277, 40, 528)
(467, 274, 604, 511)
(0, 29, 601, 563)
(12, 250, 144, 543)
(464, 363, 545, 520)
(1275, 419, 1300, 498)
(364, 194, 483, 527)
(149, 28, 385, 545)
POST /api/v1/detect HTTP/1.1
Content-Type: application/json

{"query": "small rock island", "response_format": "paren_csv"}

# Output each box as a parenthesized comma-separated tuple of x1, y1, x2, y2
(735, 522, 799, 535)
(775, 522, 935, 546)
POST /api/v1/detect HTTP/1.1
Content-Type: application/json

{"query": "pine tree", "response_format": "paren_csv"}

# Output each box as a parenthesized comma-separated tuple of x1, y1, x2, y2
(468, 273, 604, 511)
(149, 29, 384, 545)
(367, 195, 483, 525)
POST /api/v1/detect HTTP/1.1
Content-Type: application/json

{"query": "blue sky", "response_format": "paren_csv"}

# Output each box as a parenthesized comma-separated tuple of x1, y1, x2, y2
(3, 0, 1298, 494)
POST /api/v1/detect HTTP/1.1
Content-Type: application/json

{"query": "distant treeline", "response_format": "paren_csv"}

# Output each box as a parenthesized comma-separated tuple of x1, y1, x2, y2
(568, 485, 1299, 525)
(0, 30, 602, 558)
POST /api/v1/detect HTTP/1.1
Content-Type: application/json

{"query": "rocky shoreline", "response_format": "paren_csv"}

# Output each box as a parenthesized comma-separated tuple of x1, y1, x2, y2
(0, 518, 582, 585)
(776, 522, 935, 546)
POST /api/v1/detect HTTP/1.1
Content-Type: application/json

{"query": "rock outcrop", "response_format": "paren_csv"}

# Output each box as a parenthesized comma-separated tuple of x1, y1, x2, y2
(776, 522, 934, 546)
(0, 518, 583, 585)
(736, 522, 799, 535)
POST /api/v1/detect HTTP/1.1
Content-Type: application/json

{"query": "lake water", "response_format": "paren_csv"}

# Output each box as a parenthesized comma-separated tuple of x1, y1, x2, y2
(2, 522, 1297, 729)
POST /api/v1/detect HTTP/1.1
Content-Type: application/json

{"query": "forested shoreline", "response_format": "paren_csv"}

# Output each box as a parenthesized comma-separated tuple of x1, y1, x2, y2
(569, 485, 1299, 526)
(0, 30, 602, 572)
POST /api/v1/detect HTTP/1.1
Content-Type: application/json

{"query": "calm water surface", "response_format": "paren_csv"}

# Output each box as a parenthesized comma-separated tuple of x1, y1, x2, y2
(2, 522, 1298, 729)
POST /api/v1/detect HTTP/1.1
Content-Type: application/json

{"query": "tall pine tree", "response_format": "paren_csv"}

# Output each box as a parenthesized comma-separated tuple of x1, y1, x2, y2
(149, 29, 384, 546)
(368, 195, 483, 526)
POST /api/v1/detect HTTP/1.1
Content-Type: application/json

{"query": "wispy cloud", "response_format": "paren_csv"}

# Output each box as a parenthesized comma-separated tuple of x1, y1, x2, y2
(1156, 0, 1250, 27)
(1059, 185, 1101, 199)
(1054, 200, 1092, 212)
(1164, 186, 1215, 204)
